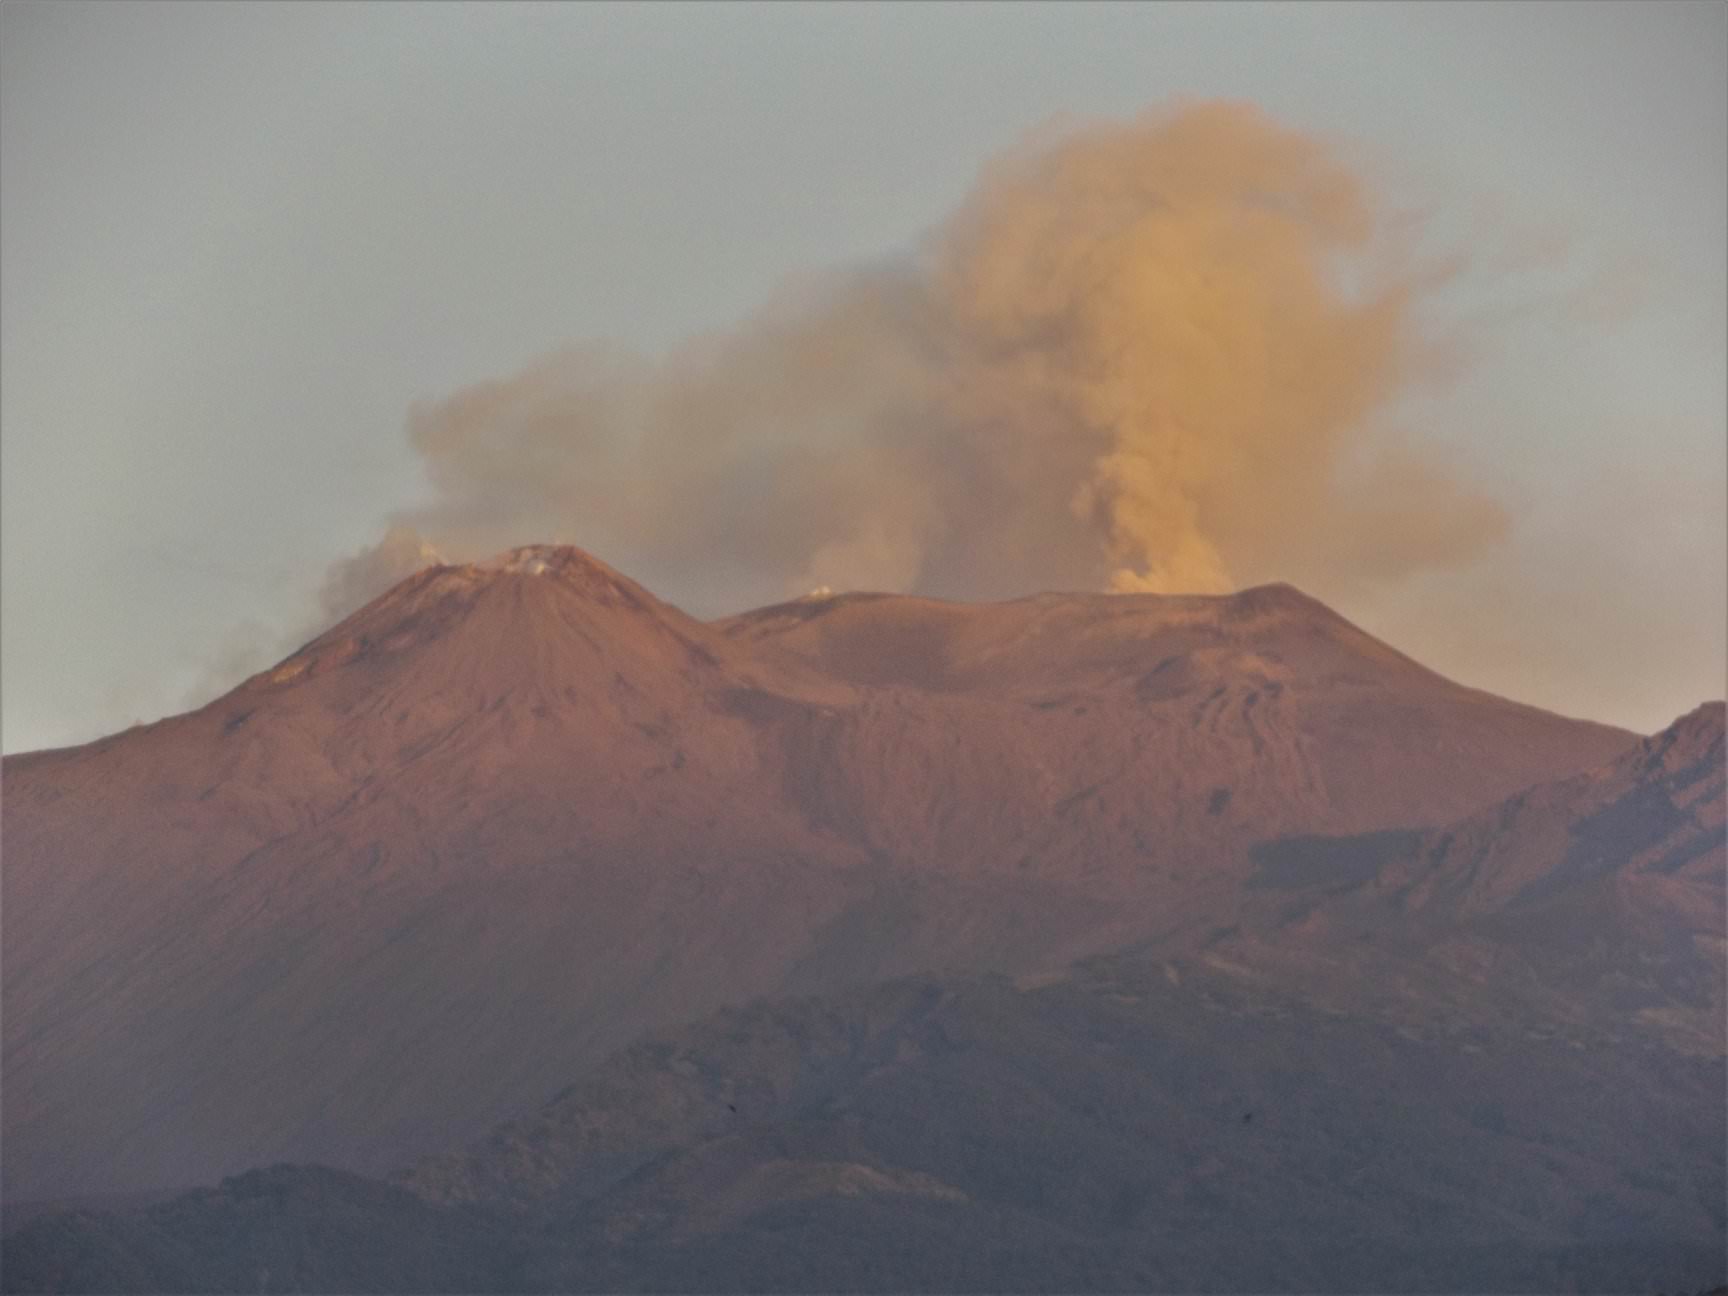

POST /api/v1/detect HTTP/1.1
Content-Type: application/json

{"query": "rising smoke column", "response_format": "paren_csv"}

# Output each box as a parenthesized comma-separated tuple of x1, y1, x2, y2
(324, 100, 1507, 615)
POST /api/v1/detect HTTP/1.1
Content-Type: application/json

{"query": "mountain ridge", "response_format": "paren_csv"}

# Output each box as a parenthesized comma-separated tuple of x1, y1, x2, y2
(0, 546, 1663, 1204)
(7, 944, 1722, 1294)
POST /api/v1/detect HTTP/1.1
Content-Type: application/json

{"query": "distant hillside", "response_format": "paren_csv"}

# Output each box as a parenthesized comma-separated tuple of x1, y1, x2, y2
(5, 952, 1722, 1293)
(1211, 701, 1727, 1055)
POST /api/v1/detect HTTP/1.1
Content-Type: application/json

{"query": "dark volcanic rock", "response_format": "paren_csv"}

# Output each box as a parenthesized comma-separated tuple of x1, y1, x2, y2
(7, 956, 1722, 1293)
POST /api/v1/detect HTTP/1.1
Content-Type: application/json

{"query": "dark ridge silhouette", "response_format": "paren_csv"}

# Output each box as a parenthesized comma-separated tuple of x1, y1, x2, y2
(5, 953, 1721, 1293)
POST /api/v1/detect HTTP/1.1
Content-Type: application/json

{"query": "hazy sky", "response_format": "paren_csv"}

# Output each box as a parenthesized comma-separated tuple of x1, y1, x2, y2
(3, 0, 1724, 754)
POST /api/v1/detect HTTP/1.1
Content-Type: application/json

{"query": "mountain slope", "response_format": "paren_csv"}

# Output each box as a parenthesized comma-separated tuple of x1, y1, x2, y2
(7, 954, 1722, 1294)
(1, 546, 1638, 1202)
(1210, 702, 1727, 1053)
(719, 582, 1634, 871)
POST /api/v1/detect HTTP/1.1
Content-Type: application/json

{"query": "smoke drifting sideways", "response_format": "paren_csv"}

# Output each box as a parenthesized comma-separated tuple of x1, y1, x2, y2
(322, 100, 1509, 622)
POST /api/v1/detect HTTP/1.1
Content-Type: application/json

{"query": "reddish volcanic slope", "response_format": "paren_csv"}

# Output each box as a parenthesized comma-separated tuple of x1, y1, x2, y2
(1212, 701, 1727, 1053)
(1, 546, 1639, 1203)
(716, 583, 1637, 868)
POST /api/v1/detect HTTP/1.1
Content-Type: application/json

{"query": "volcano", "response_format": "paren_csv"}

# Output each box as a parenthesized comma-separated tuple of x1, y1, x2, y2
(0, 546, 1660, 1204)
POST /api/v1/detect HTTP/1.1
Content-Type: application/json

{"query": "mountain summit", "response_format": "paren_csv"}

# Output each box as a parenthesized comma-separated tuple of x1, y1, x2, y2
(0, 547, 1655, 1203)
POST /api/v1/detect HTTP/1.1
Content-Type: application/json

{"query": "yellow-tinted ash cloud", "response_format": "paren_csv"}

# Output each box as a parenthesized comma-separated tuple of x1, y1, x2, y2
(325, 100, 1508, 615)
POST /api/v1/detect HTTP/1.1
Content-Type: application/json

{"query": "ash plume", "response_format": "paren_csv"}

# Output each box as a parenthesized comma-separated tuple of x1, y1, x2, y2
(320, 525, 447, 624)
(323, 100, 1508, 617)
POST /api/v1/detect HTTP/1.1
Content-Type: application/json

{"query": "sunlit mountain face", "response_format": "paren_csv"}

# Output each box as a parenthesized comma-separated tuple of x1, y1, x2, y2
(2, 548, 1721, 1294)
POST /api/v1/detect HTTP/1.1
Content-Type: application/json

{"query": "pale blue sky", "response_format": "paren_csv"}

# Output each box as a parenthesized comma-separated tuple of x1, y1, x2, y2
(3, 0, 1724, 752)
